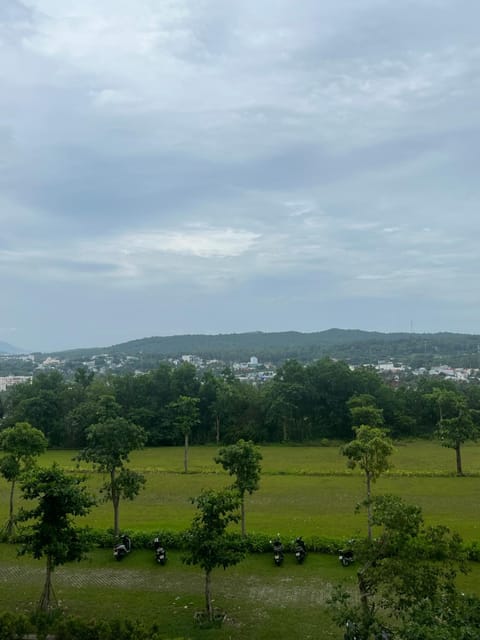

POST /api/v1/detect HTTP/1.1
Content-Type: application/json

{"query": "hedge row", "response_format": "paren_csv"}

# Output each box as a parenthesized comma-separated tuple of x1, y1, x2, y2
(10, 527, 480, 560)
(0, 611, 184, 640)
(85, 528, 346, 555)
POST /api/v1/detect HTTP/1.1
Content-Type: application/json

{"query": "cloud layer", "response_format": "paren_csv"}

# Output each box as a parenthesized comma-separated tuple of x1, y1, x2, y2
(1, 0, 479, 350)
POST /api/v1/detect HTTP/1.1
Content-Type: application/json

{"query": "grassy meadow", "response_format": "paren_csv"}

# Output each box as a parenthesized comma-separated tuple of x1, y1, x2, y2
(0, 440, 480, 638)
(7, 440, 480, 539)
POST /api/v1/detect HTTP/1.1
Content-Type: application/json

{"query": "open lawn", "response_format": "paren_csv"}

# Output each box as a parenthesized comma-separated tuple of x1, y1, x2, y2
(1, 441, 480, 638)
(5, 441, 479, 540)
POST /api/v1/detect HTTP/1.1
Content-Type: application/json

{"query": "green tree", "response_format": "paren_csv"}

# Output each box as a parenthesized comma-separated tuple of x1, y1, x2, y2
(215, 439, 262, 536)
(429, 388, 479, 475)
(73, 367, 95, 388)
(3, 372, 67, 445)
(168, 395, 200, 473)
(199, 373, 232, 444)
(77, 417, 146, 536)
(17, 463, 95, 611)
(342, 425, 394, 540)
(265, 360, 308, 441)
(183, 488, 245, 622)
(329, 494, 470, 639)
(348, 394, 385, 428)
(0, 422, 48, 538)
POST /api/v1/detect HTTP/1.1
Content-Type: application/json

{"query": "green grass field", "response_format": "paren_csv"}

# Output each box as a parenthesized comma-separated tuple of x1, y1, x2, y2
(0, 440, 479, 638)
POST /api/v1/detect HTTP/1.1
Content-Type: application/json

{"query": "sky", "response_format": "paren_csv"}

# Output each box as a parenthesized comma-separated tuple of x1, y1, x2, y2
(1, 0, 480, 352)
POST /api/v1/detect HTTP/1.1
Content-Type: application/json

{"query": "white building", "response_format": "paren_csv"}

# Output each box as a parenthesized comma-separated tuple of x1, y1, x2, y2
(0, 376, 32, 392)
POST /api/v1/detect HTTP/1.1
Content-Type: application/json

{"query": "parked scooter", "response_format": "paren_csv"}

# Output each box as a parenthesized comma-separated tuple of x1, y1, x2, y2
(344, 620, 360, 640)
(271, 536, 284, 566)
(153, 537, 167, 565)
(113, 534, 131, 561)
(338, 547, 354, 567)
(294, 536, 306, 564)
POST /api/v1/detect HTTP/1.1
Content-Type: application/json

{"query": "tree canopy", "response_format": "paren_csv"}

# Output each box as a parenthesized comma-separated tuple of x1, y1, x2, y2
(183, 488, 245, 621)
(215, 439, 262, 536)
(77, 417, 146, 536)
(17, 463, 95, 611)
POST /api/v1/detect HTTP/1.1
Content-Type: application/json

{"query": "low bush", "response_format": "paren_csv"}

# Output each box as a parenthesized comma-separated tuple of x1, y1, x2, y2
(87, 527, 346, 555)
(0, 611, 184, 640)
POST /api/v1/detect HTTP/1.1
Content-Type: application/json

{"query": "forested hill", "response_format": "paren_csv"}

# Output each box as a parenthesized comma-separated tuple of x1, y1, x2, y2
(52, 329, 480, 366)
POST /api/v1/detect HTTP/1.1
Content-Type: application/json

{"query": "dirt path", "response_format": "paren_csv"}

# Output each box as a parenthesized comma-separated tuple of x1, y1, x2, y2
(0, 561, 344, 606)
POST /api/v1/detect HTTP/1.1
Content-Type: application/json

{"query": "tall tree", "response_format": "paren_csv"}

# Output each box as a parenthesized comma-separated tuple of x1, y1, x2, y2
(77, 417, 146, 536)
(265, 360, 308, 441)
(342, 425, 394, 540)
(428, 388, 479, 475)
(74, 367, 95, 389)
(168, 395, 200, 473)
(0, 422, 48, 538)
(182, 488, 245, 622)
(329, 494, 470, 639)
(17, 464, 95, 611)
(215, 439, 262, 536)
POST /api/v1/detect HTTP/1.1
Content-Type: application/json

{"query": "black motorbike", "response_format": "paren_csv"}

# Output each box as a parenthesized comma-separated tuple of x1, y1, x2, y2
(344, 620, 360, 640)
(338, 548, 354, 567)
(153, 537, 167, 565)
(294, 537, 306, 564)
(271, 538, 284, 566)
(113, 534, 131, 561)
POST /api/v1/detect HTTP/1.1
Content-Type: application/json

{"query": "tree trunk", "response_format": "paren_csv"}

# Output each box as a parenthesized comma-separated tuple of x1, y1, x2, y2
(5, 478, 16, 538)
(366, 472, 372, 541)
(111, 469, 120, 536)
(357, 568, 371, 620)
(455, 442, 463, 476)
(215, 415, 220, 444)
(39, 555, 56, 611)
(241, 494, 246, 537)
(184, 433, 189, 474)
(282, 419, 288, 442)
(205, 569, 212, 620)
(357, 562, 375, 637)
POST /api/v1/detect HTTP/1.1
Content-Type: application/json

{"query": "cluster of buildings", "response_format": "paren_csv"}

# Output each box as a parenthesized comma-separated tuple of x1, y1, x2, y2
(372, 361, 480, 383)
(0, 375, 32, 392)
(1, 350, 480, 394)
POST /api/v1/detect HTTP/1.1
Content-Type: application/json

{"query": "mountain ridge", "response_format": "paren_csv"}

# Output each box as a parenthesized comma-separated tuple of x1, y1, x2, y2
(0, 341, 25, 355)
(46, 329, 480, 366)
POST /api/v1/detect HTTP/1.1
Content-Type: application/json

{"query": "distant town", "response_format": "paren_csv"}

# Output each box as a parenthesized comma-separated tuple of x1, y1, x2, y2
(1, 349, 479, 394)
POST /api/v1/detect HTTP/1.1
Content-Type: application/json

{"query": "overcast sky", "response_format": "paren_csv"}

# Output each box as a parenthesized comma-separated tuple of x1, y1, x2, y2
(1, 0, 479, 351)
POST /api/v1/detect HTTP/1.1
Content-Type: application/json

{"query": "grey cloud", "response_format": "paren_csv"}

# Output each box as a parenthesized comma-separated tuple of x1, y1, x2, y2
(1, 0, 480, 348)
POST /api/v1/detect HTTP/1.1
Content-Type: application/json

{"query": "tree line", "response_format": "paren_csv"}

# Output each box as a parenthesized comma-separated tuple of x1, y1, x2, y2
(2, 358, 480, 455)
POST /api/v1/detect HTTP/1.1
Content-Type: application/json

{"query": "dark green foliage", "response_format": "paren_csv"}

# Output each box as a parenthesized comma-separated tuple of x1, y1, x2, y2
(0, 422, 48, 538)
(0, 612, 32, 640)
(0, 612, 167, 640)
(17, 463, 95, 611)
(329, 493, 475, 639)
(215, 439, 262, 535)
(342, 425, 394, 539)
(77, 418, 146, 536)
(4, 349, 480, 449)
(183, 488, 246, 619)
(2, 371, 67, 445)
